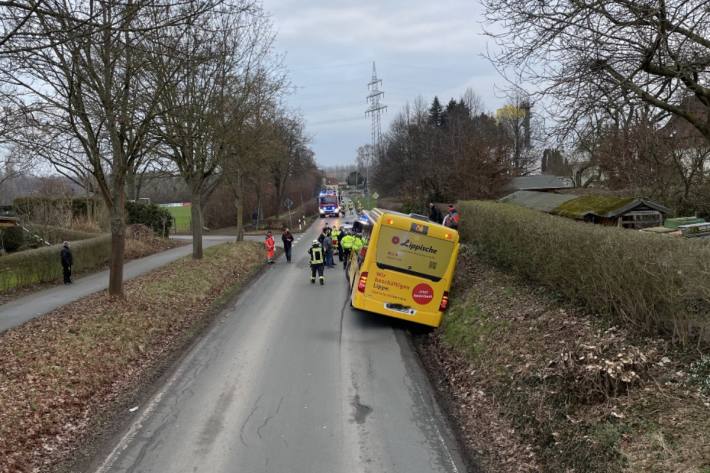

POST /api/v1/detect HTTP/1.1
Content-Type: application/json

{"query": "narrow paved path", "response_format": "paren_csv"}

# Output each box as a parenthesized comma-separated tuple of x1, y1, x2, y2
(0, 238, 231, 334)
(92, 217, 467, 473)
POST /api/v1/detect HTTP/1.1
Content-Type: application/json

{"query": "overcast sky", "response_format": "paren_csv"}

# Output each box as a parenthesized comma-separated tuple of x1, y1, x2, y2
(265, 0, 507, 168)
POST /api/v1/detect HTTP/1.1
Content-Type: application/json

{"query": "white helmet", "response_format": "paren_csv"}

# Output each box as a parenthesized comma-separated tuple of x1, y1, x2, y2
(312, 239, 319, 245)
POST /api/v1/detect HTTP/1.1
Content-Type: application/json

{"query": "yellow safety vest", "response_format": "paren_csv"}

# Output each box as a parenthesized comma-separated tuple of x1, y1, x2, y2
(341, 235, 354, 249)
(352, 237, 363, 252)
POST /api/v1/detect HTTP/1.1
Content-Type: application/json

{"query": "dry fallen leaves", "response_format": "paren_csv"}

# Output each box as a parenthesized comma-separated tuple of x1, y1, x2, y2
(0, 241, 263, 473)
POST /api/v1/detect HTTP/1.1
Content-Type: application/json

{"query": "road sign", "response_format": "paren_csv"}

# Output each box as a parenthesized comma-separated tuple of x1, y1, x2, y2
(283, 198, 293, 209)
(372, 192, 379, 200)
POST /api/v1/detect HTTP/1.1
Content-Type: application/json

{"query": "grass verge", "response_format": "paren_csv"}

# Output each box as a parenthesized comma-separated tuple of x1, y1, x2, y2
(418, 245, 710, 472)
(0, 241, 264, 473)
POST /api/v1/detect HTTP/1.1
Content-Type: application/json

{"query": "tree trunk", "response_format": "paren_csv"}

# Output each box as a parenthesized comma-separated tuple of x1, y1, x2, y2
(234, 170, 245, 242)
(108, 185, 126, 297)
(191, 189, 204, 259)
(126, 167, 137, 201)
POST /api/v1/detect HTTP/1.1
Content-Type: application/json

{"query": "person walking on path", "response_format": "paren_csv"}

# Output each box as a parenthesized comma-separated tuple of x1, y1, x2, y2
(281, 228, 294, 263)
(60, 241, 73, 284)
(265, 231, 275, 264)
(322, 234, 334, 267)
(429, 202, 443, 224)
(308, 240, 325, 285)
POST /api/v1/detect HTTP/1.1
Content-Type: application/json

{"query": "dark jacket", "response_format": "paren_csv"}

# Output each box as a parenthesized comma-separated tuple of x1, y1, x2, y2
(60, 246, 73, 267)
(429, 205, 443, 224)
(281, 231, 294, 249)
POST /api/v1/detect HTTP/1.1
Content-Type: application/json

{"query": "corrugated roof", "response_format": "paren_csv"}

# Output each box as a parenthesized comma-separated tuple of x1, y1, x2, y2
(508, 175, 575, 191)
(499, 191, 577, 212)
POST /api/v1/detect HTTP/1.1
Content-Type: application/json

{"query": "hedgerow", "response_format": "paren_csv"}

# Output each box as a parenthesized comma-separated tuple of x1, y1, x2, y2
(24, 223, 100, 244)
(458, 201, 710, 343)
(0, 235, 111, 291)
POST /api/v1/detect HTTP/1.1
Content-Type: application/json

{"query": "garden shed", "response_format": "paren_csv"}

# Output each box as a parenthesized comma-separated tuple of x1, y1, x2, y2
(552, 195, 670, 229)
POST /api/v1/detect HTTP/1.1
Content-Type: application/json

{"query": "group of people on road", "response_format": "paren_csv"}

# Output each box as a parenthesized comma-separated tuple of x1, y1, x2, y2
(429, 203, 460, 229)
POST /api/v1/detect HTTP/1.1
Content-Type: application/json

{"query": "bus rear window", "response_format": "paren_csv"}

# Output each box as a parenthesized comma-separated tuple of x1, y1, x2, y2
(375, 225, 454, 279)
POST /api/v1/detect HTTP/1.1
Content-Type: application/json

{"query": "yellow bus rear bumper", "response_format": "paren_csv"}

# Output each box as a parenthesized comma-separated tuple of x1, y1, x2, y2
(351, 291, 443, 328)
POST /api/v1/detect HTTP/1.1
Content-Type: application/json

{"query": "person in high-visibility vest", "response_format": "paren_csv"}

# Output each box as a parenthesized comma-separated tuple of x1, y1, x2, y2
(265, 231, 275, 264)
(340, 231, 355, 271)
(308, 240, 325, 285)
(331, 227, 340, 258)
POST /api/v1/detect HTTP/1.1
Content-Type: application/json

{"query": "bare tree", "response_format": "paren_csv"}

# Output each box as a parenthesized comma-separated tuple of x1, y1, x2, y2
(2, 0, 220, 296)
(151, 1, 276, 258)
(485, 0, 710, 142)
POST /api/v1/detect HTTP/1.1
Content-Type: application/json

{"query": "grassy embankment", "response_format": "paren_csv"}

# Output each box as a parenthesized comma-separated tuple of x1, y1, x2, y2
(0, 241, 264, 473)
(429, 201, 710, 473)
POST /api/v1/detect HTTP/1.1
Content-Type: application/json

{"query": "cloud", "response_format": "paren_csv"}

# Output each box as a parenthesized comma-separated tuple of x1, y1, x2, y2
(262, 0, 503, 166)
(273, 2, 484, 54)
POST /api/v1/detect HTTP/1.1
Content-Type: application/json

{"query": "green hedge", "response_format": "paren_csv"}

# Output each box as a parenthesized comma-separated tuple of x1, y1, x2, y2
(24, 224, 100, 245)
(1, 227, 25, 252)
(458, 201, 710, 343)
(126, 202, 173, 237)
(0, 235, 111, 291)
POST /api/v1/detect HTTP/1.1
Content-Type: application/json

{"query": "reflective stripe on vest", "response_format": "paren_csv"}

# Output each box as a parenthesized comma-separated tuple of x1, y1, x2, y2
(310, 247, 324, 264)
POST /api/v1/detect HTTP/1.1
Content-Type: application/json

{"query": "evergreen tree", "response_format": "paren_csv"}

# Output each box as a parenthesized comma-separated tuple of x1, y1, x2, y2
(428, 96, 443, 127)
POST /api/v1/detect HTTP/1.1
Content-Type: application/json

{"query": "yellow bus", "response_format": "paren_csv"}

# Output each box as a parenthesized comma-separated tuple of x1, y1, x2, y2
(347, 209, 460, 328)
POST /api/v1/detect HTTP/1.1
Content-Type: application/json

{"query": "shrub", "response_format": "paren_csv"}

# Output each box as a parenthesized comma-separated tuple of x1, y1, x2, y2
(24, 224, 100, 245)
(458, 201, 710, 343)
(1, 226, 25, 252)
(126, 201, 173, 237)
(0, 235, 111, 291)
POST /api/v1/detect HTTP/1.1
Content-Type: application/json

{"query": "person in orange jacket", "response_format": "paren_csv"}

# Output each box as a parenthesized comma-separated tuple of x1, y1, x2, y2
(265, 231, 275, 264)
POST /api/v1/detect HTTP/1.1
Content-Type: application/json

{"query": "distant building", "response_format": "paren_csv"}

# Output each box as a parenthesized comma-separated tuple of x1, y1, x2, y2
(499, 191, 670, 229)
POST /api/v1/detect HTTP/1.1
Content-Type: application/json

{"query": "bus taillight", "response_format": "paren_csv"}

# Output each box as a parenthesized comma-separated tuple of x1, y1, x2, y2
(357, 272, 368, 293)
(438, 291, 449, 311)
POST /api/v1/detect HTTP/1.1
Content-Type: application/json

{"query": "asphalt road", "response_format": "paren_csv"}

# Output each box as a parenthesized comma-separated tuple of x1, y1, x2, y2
(92, 216, 467, 473)
(0, 238, 231, 334)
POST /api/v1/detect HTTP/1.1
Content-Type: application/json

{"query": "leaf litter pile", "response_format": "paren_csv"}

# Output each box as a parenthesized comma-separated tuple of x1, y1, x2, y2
(0, 241, 263, 473)
(417, 244, 710, 473)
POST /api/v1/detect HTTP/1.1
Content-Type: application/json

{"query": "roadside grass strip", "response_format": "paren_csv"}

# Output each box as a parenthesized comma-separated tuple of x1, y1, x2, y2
(0, 241, 263, 473)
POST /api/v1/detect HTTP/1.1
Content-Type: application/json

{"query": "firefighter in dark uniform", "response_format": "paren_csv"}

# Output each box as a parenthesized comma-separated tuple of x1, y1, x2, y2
(308, 239, 325, 285)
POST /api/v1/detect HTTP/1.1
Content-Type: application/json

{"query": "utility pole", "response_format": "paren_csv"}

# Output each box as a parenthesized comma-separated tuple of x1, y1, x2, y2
(366, 62, 386, 198)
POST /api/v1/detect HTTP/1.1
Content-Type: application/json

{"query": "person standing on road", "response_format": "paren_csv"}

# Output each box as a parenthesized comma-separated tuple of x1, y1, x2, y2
(331, 226, 340, 259)
(60, 241, 73, 284)
(322, 234, 334, 267)
(265, 231, 275, 264)
(341, 231, 355, 271)
(429, 202, 443, 224)
(337, 227, 346, 262)
(308, 240, 325, 285)
(281, 228, 294, 263)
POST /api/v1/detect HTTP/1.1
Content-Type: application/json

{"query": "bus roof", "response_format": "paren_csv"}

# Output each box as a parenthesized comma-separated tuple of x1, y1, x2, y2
(364, 208, 459, 241)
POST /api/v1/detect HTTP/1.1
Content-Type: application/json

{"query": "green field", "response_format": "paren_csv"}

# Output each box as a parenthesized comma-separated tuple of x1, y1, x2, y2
(165, 206, 191, 233)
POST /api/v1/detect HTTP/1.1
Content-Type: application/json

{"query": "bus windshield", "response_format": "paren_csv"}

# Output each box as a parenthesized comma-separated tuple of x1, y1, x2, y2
(375, 224, 454, 280)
